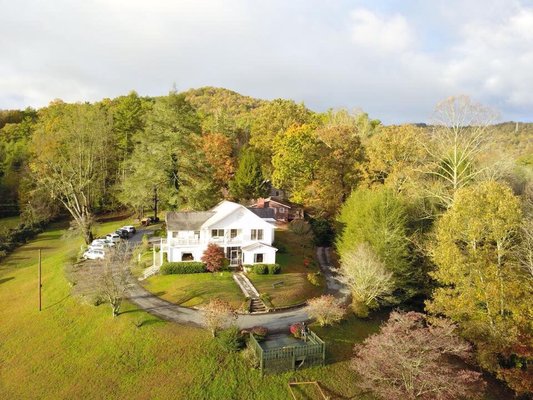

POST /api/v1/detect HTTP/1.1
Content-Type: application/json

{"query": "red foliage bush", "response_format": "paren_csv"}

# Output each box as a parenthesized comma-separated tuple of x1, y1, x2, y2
(201, 243, 226, 272)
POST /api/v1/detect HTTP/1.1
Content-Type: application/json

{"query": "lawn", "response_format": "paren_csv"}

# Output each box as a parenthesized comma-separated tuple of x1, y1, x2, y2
(143, 272, 245, 309)
(248, 228, 326, 308)
(0, 215, 21, 230)
(0, 219, 511, 399)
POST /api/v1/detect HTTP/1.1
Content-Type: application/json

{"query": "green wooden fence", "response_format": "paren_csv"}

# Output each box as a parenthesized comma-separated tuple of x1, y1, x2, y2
(249, 331, 325, 375)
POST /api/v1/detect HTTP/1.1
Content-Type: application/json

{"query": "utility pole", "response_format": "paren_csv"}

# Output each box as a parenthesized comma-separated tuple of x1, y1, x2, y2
(153, 186, 159, 221)
(38, 249, 42, 311)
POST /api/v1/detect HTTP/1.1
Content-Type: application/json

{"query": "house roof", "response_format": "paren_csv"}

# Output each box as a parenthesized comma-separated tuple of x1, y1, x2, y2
(166, 211, 215, 231)
(241, 242, 278, 252)
(247, 207, 276, 219)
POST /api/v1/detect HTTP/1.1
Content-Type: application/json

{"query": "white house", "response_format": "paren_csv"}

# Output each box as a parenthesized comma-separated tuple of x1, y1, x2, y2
(160, 201, 277, 267)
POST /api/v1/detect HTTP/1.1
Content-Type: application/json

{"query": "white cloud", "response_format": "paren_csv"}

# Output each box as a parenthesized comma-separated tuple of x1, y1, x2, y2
(349, 8, 414, 53)
(0, 0, 532, 123)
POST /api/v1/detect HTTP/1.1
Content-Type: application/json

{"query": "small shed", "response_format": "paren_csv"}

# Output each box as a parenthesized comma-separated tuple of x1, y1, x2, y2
(249, 331, 325, 375)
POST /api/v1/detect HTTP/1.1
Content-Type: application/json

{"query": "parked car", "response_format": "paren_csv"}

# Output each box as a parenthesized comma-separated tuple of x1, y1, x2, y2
(105, 233, 121, 243)
(83, 248, 105, 260)
(89, 243, 105, 251)
(122, 225, 136, 234)
(115, 229, 130, 239)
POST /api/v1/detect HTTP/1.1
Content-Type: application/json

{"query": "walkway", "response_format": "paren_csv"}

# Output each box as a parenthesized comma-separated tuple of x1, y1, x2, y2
(125, 230, 348, 331)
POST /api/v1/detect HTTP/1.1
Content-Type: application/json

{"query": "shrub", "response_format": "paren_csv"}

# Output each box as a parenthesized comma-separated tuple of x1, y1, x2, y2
(251, 264, 279, 274)
(267, 264, 281, 274)
(290, 323, 303, 338)
(253, 264, 268, 274)
(250, 326, 268, 342)
(307, 295, 345, 326)
(160, 262, 206, 274)
(307, 272, 321, 286)
(242, 342, 260, 368)
(217, 325, 244, 352)
(201, 243, 226, 272)
(203, 299, 237, 337)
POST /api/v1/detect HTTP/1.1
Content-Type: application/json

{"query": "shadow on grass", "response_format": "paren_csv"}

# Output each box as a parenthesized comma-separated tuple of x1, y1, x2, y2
(44, 294, 71, 310)
(0, 276, 14, 284)
(137, 318, 166, 327)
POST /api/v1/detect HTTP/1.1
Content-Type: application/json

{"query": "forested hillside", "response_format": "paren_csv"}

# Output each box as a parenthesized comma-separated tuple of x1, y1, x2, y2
(0, 89, 532, 395)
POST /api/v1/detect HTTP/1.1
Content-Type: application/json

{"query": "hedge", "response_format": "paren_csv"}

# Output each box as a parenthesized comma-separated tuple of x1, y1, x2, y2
(160, 261, 206, 274)
(247, 263, 281, 275)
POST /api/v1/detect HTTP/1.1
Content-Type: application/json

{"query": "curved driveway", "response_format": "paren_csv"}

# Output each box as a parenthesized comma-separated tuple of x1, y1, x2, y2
(127, 230, 348, 331)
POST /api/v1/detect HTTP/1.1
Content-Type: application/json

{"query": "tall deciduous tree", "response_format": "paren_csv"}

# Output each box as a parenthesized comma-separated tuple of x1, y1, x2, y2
(425, 96, 497, 208)
(201, 132, 235, 192)
(337, 187, 423, 303)
(338, 243, 394, 317)
(352, 311, 485, 400)
(30, 102, 112, 243)
(427, 181, 532, 394)
(229, 147, 268, 201)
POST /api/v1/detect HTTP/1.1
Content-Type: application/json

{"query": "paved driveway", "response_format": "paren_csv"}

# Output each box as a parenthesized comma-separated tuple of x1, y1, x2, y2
(125, 230, 347, 332)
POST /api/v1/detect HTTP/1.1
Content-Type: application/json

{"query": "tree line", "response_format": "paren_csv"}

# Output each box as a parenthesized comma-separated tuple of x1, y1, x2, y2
(0, 88, 532, 395)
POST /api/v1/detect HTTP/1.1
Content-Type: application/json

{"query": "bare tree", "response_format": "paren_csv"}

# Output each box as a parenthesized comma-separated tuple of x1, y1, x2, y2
(307, 295, 345, 326)
(202, 299, 236, 337)
(96, 243, 133, 317)
(337, 243, 394, 316)
(352, 311, 486, 400)
(423, 95, 498, 208)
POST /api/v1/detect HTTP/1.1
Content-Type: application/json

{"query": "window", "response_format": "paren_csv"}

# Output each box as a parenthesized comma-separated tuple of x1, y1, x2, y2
(251, 229, 263, 240)
(211, 229, 224, 237)
(181, 253, 194, 261)
(254, 253, 264, 263)
(230, 229, 238, 238)
(279, 208, 285, 214)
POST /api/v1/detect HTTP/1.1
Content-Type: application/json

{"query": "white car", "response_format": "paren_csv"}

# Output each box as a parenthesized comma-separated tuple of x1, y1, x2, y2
(105, 233, 121, 243)
(89, 243, 105, 251)
(93, 238, 115, 247)
(83, 249, 105, 260)
(121, 225, 136, 234)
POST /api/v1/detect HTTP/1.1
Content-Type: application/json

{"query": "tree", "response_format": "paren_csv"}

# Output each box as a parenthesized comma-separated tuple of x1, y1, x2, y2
(288, 219, 313, 257)
(201, 132, 235, 191)
(352, 311, 485, 400)
(29, 102, 112, 243)
(249, 99, 312, 162)
(338, 243, 394, 316)
(271, 124, 321, 205)
(307, 295, 345, 326)
(229, 147, 268, 201)
(362, 124, 425, 191)
(202, 299, 236, 337)
(96, 243, 132, 317)
(120, 92, 219, 214)
(337, 187, 423, 303)
(201, 243, 226, 272)
(424, 96, 497, 208)
(427, 181, 532, 394)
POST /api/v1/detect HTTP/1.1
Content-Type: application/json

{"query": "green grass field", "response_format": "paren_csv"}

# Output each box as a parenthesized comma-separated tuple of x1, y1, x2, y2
(0, 218, 510, 399)
(248, 229, 326, 307)
(143, 272, 245, 309)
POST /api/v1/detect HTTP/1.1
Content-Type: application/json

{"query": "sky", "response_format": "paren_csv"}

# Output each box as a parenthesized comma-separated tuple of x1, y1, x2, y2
(1, 0, 533, 123)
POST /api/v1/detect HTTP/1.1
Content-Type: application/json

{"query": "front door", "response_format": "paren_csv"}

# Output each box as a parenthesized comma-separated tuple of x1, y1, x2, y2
(227, 246, 242, 266)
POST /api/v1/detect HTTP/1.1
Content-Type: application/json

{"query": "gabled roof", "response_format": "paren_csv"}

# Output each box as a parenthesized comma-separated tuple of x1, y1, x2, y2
(166, 211, 215, 231)
(241, 242, 278, 252)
